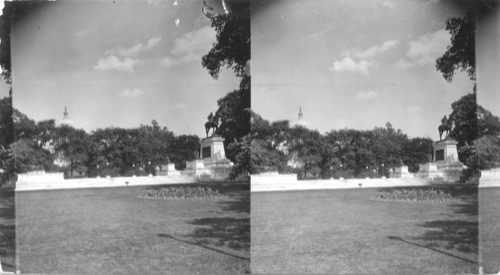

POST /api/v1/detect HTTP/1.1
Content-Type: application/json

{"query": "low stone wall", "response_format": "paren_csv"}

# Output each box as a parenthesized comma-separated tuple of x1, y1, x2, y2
(17, 172, 65, 184)
(251, 174, 428, 192)
(479, 169, 500, 188)
(16, 174, 196, 192)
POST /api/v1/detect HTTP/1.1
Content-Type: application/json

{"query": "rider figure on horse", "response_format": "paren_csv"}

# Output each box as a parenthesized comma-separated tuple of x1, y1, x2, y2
(438, 115, 453, 141)
(205, 112, 219, 138)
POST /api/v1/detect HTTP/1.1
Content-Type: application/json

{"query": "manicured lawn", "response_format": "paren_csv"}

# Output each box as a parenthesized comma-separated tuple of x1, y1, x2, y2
(16, 182, 249, 274)
(0, 189, 15, 273)
(251, 186, 477, 274)
(479, 187, 500, 274)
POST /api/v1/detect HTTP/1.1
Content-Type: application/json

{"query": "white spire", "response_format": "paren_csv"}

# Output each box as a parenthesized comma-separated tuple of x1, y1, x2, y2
(292, 107, 310, 128)
(57, 106, 74, 127)
(63, 106, 68, 119)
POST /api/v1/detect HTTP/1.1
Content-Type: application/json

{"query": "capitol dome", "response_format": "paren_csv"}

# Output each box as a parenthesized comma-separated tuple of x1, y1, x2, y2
(56, 106, 74, 127)
(290, 107, 310, 129)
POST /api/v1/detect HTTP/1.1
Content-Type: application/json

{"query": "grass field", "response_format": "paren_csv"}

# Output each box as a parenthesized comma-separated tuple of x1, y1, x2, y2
(16, 182, 249, 274)
(479, 187, 500, 274)
(0, 189, 15, 273)
(251, 186, 478, 274)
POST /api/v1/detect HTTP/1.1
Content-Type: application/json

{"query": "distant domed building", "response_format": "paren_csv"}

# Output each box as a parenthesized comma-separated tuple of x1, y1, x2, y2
(53, 106, 74, 168)
(290, 107, 310, 129)
(56, 106, 74, 127)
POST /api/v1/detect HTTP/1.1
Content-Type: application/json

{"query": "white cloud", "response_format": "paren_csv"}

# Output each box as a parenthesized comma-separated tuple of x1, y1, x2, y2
(382, 1, 396, 9)
(75, 27, 92, 37)
(354, 90, 378, 100)
(120, 88, 144, 98)
(397, 29, 450, 70)
(170, 25, 216, 63)
(93, 55, 137, 73)
(310, 24, 335, 39)
(147, 0, 162, 5)
(172, 103, 188, 109)
(406, 106, 422, 113)
(355, 40, 399, 59)
(332, 40, 398, 74)
(146, 37, 162, 48)
(161, 25, 216, 68)
(329, 57, 372, 74)
(109, 37, 162, 57)
(380, 40, 399, 52)
(161, 57, 179, 68)
(395, 59, 415, 70)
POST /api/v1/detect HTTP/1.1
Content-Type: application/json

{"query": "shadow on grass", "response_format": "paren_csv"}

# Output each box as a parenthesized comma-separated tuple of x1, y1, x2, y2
(412, 219, 478, 253)
(388, 236, 477, 264)
(184, 182, 250, 251)
(381, 185, 478, 265)
(157, 233, 249, 261)
(154, 182, 250, 263)
(185, 217, 250, 251)
(411, 189, 478, 254)
(182, 182, 250, 260)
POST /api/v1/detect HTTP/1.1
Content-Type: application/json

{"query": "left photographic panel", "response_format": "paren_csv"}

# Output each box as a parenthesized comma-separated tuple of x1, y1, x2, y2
(0, 0, 16, 274)
(8, 0, 250, 273)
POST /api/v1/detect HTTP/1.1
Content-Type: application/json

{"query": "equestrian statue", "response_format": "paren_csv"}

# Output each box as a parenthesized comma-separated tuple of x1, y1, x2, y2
(205, 112, 219, 138)
(438, 115, 453, 141)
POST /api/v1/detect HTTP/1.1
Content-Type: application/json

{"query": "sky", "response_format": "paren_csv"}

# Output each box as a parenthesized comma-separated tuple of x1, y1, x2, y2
(476, 1, 500, 114)
(251, 0, 477, 140)
(9, 0, 240, 138)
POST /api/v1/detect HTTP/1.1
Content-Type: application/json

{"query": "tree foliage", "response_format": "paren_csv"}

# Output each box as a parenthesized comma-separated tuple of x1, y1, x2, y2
(476, 135, 500, 170)
(447, 93, 500, 149)
(201, 4, 251, 179)
(201, 10, 250, 79)
(0, 96, 14, 148)
(251, 113, 434, 179)
(4, 108, 201, 178)
(169, 134, 200, 170)
(435, 12, 475, 82)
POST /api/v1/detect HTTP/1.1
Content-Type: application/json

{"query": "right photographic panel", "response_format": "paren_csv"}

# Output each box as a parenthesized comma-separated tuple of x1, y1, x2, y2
(250, 0, 500, 273)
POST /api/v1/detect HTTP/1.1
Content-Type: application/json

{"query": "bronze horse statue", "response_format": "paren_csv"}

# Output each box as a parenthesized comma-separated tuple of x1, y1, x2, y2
(205, 112, 219, 138)
(438, 115, 453, 140)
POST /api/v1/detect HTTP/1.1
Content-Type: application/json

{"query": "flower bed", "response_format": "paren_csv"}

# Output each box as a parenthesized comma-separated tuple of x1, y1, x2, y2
(374, 188, 460, 202)
(141, 186, 228, 200)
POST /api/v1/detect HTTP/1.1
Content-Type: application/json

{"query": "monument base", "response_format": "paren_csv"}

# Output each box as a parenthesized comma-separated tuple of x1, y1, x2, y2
(183, 160, 211, 177)
(183, 136, 234, 180)
(183, 158, 234, 180)
(393, 166, 414, 178)
(157, 163, 181, 176)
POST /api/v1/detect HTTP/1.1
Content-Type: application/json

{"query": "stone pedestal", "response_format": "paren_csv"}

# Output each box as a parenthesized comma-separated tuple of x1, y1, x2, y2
(415, 138, 465, 182)
(417, 162, 444, 181)
(434, 139, 465, 182)
(200, 136, 227, 159)
(433, 139, 460, 163)
(393, 166, 414, 178)
(184, 136, 233, 180)
(157, 163, 181, 176)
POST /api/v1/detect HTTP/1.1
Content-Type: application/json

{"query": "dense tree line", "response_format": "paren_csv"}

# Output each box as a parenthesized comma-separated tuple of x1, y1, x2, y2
(250, 112, 434, 179)
(0, 102, 200, 179)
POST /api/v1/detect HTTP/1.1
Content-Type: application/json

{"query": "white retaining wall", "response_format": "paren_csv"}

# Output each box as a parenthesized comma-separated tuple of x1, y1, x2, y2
(251, 174, 428, 192)
(479, 169, 500, 188)
(16, 174, 196, 191)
